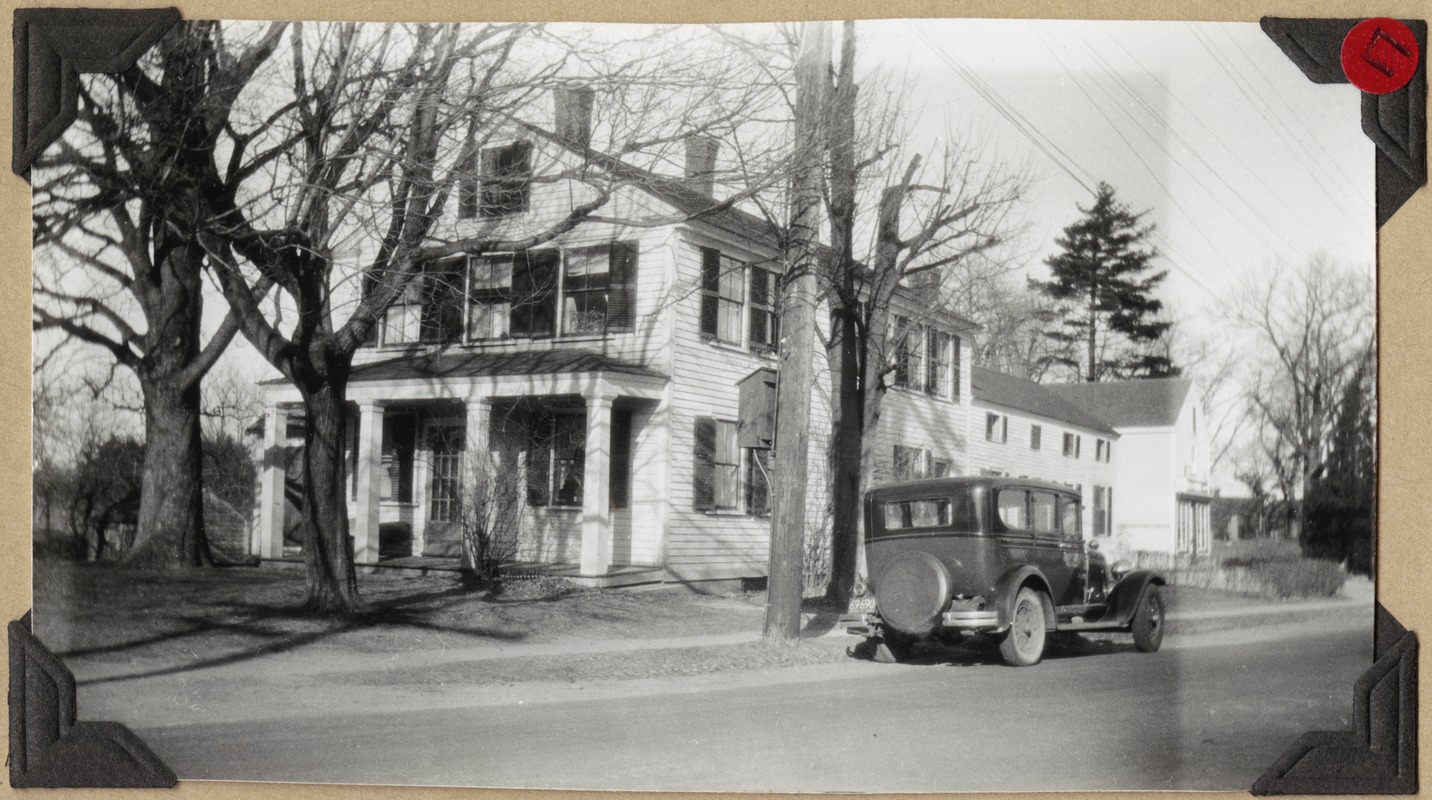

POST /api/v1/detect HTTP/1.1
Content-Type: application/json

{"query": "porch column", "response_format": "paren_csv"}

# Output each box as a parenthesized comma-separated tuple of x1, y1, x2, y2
(460, 398, 491, 572)
(579, 394, 616, 575)
(353, 402, 384, 565)
(256, 406, 288, 559)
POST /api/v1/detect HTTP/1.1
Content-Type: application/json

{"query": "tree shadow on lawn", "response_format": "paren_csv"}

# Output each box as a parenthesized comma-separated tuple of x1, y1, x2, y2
(63, 583, 530, 687)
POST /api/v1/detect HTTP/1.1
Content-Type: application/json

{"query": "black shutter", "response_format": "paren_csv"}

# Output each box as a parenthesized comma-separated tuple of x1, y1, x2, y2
(748, 267, 768, 349)
(507, 141, 533, 214)
(478, 147, 501, 217)
(952, 335, 961, 399)
(609, 410, 632, 509)
(458, 149, 478, 219)
(926, 328, 939, 396)
(608, 241, 637, 332)
(511, 250, 558, 338)
(699, 247, 720, 339)
(693, 417, 716, 510)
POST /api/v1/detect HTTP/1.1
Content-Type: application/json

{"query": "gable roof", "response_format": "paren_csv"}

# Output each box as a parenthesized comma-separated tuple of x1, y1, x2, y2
(970, 367, 1118, 435)
(1045, 378, 1194, 429)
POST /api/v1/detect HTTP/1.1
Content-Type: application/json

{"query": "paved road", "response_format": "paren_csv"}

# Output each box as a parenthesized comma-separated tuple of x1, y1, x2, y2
(137, 609, 1369, 792)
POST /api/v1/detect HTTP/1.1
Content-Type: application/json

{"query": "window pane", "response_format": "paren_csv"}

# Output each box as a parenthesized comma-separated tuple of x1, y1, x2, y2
(883, 498, 951, 531)
(997, 489, 1027, 529)
(384, 304, 420, 345)
(1031, 491, 1058, 534)
(1061, 497, 1080, 536)
(472, 256, 513, 289)
(468, 302, 510, 340)
(564, 293, 608, 335)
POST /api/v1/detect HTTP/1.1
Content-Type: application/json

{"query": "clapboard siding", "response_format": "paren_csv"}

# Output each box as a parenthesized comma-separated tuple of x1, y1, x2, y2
(663, 227, 831, 580)
(968, 401, 1117, 536)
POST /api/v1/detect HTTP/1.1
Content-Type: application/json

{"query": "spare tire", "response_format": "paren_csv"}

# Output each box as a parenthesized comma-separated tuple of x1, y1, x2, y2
(875, 551, 953, 635)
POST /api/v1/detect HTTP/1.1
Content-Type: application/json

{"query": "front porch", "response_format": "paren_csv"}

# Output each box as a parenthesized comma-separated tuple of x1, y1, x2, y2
(254, 349, 670, 578)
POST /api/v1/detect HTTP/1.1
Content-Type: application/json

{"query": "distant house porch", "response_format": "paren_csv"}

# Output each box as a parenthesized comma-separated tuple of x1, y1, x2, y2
(255, 350, 670, 578)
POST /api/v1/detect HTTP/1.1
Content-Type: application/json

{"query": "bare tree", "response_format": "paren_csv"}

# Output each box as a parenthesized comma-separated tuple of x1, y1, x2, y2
(1227, 256, 1374, 542)
(454, 448, 527, 589)
(53, 20, 782, 612)
(820, 22, 1026, 601)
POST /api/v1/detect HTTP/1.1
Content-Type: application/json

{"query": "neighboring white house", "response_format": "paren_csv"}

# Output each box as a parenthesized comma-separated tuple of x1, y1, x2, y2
(968, 367, 1120, 541)
(1047, 378, 1212, 556)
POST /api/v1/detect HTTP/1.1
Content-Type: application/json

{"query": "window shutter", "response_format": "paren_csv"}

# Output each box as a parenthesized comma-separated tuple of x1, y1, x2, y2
(952, 335, 962, 399)
(748, 267, 767, 347)
(511, 250, 558, 338)
(478, 147, 502, 217)
(608, 242, 638, 332)
(699, 248, 720, 339)
(458, 148, 479, 219)
(508, 141, 533, 214)
(609, 410, 632, 509)
(693, 417, 716, 510)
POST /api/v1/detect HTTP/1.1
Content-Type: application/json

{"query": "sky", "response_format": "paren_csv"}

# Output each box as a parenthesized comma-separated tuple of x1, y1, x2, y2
(859, 18, 1373, 322)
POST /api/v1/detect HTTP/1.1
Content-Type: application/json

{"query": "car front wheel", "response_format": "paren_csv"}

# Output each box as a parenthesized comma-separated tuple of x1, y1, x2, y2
(1132, 585, 1165, 652)
(999, 587, 1048, 667)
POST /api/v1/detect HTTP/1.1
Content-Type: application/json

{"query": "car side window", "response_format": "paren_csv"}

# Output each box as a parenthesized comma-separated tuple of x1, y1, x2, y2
(996, 489, 1028, 530)
(1059, 496, 1081, 538)
(1030, 491, 1058, 535)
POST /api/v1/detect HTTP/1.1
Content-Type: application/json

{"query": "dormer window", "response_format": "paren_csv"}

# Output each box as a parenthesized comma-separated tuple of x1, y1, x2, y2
(459, 141, 532, 219)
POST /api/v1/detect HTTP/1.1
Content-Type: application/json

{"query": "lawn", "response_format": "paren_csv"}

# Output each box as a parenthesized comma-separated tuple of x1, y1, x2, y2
(32, 560, 855, 687)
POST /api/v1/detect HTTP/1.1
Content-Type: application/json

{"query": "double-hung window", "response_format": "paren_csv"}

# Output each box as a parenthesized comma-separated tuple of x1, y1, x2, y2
(459, 141, 532, 219)
(893, 444, 936, 481)
(527, 412, 585, 508)
(700, 248, 745, 345)
(893, 318, 925, 391)
(1095, 438, 1111, 463)
(468, 255, 515, 340)
(926, 330, 952, 398)
(1063, 432, 1082, 458)
(748, 265, 779, 353)
(1031, 424, 1043, 451)
(693, 418, 741, 511)
(985, 413, 1008, 443)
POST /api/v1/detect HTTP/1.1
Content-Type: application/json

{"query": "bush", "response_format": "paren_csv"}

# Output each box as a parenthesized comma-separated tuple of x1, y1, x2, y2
(1135, 539, 1347, 599)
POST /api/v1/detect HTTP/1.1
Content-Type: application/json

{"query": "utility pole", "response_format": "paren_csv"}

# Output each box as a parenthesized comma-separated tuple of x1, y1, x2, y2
(765, 21, 830, 641)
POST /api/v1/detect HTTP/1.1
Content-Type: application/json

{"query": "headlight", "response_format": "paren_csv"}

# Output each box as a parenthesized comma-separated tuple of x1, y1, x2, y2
(852, 575, 868, 597)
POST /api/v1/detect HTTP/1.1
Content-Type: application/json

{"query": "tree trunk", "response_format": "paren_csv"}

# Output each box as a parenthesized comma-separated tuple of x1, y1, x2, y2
(824, 21, 861, 604)
(124, 243, 217, 568)
(298, 383, 362, 613)
(126, 379, 213, 566)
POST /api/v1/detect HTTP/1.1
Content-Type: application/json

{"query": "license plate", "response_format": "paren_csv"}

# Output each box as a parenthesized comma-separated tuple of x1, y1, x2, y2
(847, 596, 877, 614)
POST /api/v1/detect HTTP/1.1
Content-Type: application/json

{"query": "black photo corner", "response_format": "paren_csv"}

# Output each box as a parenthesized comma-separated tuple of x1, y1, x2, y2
(6, 7, 1422, 793)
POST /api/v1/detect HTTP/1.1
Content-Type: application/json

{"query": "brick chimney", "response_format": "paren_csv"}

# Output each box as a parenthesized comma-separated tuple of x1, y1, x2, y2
(553, 84, 594, 149)
(684, 136, 720, 197)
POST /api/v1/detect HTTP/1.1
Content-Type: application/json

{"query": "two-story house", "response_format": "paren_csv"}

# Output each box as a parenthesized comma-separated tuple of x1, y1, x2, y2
(1047, 378, 1212, 556)
(249, 86, 816, 588)
(968, 367, 1120, 540)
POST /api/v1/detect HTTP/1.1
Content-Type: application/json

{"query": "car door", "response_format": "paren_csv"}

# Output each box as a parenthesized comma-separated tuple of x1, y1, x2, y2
(1029, 489, 1074, 603)
(1058, 493, 1089, 605)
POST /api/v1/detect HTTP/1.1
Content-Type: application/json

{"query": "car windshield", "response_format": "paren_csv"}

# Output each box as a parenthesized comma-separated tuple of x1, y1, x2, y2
(877, 488, 979, 535)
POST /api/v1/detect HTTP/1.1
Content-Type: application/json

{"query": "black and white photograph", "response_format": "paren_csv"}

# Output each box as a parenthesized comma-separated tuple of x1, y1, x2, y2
(27, 14, 1381, 792)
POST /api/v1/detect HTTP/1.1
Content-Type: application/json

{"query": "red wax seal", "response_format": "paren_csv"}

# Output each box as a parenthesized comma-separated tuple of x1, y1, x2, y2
(1341, 18, 1420, 95)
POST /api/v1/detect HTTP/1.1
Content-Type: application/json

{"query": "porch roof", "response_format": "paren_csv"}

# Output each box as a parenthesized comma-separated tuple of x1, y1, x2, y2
(346, 348, 667, 384)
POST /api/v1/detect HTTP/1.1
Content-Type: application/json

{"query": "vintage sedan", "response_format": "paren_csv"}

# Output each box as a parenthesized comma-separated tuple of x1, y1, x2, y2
(841, 476, 1165, 666)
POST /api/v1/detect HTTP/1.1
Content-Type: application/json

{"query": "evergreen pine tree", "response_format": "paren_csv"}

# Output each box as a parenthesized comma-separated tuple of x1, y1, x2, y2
(1033, 182, 1177, 381)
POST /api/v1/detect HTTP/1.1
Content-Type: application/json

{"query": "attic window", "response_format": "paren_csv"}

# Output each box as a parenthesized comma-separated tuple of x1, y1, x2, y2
(459, 141, 532, 219)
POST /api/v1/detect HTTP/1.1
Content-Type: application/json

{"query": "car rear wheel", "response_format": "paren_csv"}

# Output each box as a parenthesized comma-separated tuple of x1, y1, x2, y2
(999, 587, 1048, 667)
(1132, 585, 1165, 652)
